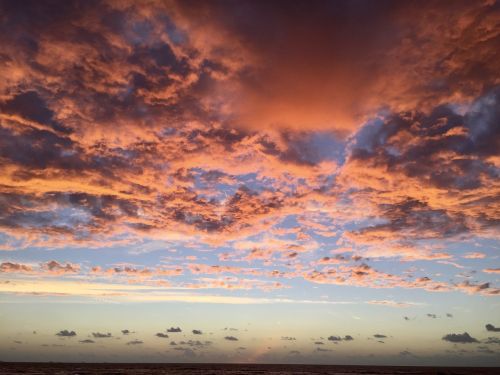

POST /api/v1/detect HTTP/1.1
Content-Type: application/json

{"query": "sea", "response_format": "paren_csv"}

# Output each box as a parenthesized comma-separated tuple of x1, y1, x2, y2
(0, 363, 498, 375)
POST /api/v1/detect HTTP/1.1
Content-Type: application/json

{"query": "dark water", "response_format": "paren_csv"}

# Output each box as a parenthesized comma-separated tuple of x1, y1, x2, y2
(0, 363, 498, 375)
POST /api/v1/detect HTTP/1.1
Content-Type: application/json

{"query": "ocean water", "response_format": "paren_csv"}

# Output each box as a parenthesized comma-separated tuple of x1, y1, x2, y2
(0, 363, 497, 375)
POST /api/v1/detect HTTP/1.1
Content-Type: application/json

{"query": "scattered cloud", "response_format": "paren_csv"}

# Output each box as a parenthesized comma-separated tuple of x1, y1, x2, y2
(55, 330, 76, 337)
(126, 339, 144, 345)
(442, 332, 479, 344)
(486, 324, 500, 332)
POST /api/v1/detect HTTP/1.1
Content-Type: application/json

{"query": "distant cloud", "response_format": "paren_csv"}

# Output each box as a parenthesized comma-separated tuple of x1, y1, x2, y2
(167, 327, 182, 333)
(56, 330, 76, 337)
(483, 337, 500, 345)
(314, 341, 324, 345)
(121, 330, 130, 335)
(427, 313, 438, 319)
(0, 262, 33, 273)
(327, 335, 353, 342)
(281, 336, 296, 341)
(156, 333, 169, 338)
(192, 330, 202, 335)
(225, 336, 238, 341)
(442, 332, 479, 343)
(403, 316, 410, 321)
(483, 268, 500, 274)
(79, 339, 95, 344)
(92, 332, 112, 338)
(327, 335, 342, 341)
(373, 334, 387, 339)
(126, 339, 143, 345)
(485, 324, 500, 332)
(446, 313, 453, 318)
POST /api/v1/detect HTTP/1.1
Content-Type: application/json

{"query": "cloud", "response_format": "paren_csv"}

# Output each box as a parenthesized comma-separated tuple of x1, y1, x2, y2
(224, 336, 238, 341)
(167, 327, 182, 333)
(483, 268, 500, 274)
(121, 330, 130, 335)
(79, 339, 95, 344)
(281, 336, 296, 341)
(126, 339, 144, 345)
(485, 324, 500, 332)
(427, 314, 438, 319)
(483, 337, 500, 345)
(442, 332, 479, 344)
(55, 330, 76, 337)
(192, 330, 202, 335)
(0, 262, 33, 273)
(92, 332, 112, 338)
(373, 334, 387, 339)
(156, 333, 169, 338)
(446, 313, 453, 318)
(42, 261, 79, 275)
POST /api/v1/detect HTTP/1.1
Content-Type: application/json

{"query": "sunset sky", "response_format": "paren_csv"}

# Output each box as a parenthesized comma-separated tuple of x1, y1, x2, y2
(0, 0, 499, 366)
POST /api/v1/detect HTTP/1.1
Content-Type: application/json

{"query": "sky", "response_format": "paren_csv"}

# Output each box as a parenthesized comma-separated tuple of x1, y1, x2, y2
(0, 0, 499, 366)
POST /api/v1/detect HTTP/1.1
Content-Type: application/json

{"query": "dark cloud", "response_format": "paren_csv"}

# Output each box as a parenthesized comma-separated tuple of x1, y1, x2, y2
(126, 339, 143, 345)
(327, 335, 342, 342)
(167, 327, 182, 333)
(442, 332, 479, 343)
(192, 330, 202, 335)
(79, 339, 95, 344)
(344, 335, 354, 341)
(281, 336, 296, 341)
(373, 334, 387, 339)
(446, 313, 453, 318)
(155, 333, 169, 338)
(427, 314, 438, 319)
(55, 330, 76, 337)
(485, 324, 500, 332)
(224, 336, 238, 341)
(92, 332, 112, 338)
(121, 330, 130, 335)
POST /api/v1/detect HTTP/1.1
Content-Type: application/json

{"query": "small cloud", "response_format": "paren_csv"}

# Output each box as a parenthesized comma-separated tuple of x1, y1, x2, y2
(56, 330, 76, 337)
(281, 336, 296, 341)
(427, 313, 438, 319)
(314, 341, 324, 345)
(167, 327, 182, 333)
(486, 324, 500, 332)
(483, 268, 500, 274)
(79, 339, 95, 344)
(92, 332, 112, 338)
(315, 347, 331, 352)
(442, 332, 479, 343)
(483, 337, 500, 345)
(121, 329, 130, 335)
(192, 329, 202, 335)
(403, 316, 410, 321)
(327, 335, 342, 341)
(446, 313, 453, 318)
(156, 333, 169, 338)
(170, 341, 177, 345)
(225, 336, 238, 341)
(126, 339, 143, 345)
(344, 335, 354, 341)
(399, 350, 413, 356)
(373, 334, 387, 339)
